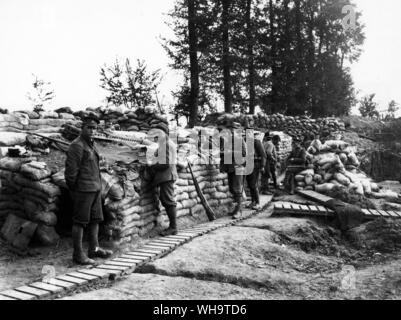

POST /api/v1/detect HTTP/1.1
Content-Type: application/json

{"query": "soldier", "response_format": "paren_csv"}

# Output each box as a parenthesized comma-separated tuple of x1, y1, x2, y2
(245, 131, 266, 210)
(219, 120, 247, 219)
(65, 116, 113, 265)
(284, 138, 307, 194)
(145, 129, 179, 236)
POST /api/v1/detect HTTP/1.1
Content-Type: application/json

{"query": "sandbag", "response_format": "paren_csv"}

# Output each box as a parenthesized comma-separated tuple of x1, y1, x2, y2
(315, 183, 335, 193)
(295, 175, 305, 182)
(304, 175, 314, 185)
(0, 132, 27, 147)
(20, 162, 52, 181)
(31, 211, 58, 226)
(315, 153, 337, 166)
(13, 174, 61, 198)
(34, 224, 60, 246)
(334, 173, 351, 186)
(299, 169, 314, 176)
(313, 174, 323, 184)
(108, 182, 124, 201)
(324, 140, 349, 150)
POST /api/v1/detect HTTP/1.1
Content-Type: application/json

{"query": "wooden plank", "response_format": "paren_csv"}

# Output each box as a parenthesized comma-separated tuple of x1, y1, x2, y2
(361, 209, 372, 216)
(378, 210, 390, 217)
(112, 258, 140, 264)
(41, 278, 76, 289)
(66, 272, 99, 281)
(299, 205, 309, 212)
(0, 289, 36, 300)
(151, 239, 182, 245)
(56, 275, 88, 285)
(104, 261, 136, 268)
(14, 286, 50, 298)
(135, 248, 164, 255)
(96, 265, 127, 271)
(146, 242, 175, 248)
(0, 295, 16, 300)
(390, 211, 401, 218)
(127, 251, 156, 258)
(283, 203, 292, 210)
(368, 209, 382, 217)
(78, 269, 110, 279)
(385, 211, 398, 218)
(121, 254, 151, 261)
(29, 282, 64, 294)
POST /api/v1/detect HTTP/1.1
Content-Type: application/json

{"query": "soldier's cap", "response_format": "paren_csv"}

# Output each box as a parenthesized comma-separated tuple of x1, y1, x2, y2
(82, 115, 100, 125)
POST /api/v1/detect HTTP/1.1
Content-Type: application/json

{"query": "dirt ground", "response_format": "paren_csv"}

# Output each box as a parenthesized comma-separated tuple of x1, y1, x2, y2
(57, 205, 401, 300)
(2, 186, 401, 299)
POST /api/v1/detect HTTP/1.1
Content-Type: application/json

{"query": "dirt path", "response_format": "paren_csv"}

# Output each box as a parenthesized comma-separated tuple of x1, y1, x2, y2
(59, 207, 401, 300)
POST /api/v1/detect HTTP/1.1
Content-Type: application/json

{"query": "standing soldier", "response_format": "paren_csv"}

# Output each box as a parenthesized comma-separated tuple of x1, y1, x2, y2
(284, 138, 307, 194)
(245, 131, 266, 210)
(65, 116, 113, 265)
(262, 133, 278, 194)
(145, 129, 179, 236)
(219, 120, 247, 219)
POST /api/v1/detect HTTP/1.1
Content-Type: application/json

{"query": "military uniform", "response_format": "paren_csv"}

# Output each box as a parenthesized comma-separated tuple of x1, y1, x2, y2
(219, 124, 247, 219)
(246, 137, 266, 208)
(65, 121, 112, 265)
(284, 143, 307, 194)
(65, 136, 103, 226)
(145, 137, 178, 235)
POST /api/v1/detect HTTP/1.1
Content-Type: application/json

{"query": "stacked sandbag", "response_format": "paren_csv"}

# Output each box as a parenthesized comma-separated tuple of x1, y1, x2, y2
(294, 140, 382, 197)
(118, 106, 169, 134)
(203, 113, 345, 141)
(0, 157, 61, 245)
(0, 113, 29, 132)
(100, 155, 231, 243)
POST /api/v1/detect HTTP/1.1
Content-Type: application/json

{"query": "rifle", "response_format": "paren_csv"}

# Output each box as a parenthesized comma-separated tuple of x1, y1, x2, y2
(187, 161, 216, 221)
(26, 132, 70, 146)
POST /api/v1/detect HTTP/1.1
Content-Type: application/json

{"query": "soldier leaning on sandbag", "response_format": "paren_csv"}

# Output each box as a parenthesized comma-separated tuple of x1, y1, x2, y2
(144, 129, 179, 236)
(218, 120, 247, 219)
(65, 116, 113, 265)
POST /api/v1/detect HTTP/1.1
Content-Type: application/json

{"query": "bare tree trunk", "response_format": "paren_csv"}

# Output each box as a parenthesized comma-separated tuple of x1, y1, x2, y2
(246, 0, 256, 114)
(222, 0, 232, 113)
(269, 0, 277, 114)
(188, 0, 200, 127)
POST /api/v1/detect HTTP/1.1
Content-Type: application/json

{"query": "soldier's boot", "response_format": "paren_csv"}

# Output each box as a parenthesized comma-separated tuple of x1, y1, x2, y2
(161, 206, 177, 236)
(252, 191, 261, 210)
(87, 223, 113, 259)
(232, 196, 243, 220)
(72, 224, 95, 265)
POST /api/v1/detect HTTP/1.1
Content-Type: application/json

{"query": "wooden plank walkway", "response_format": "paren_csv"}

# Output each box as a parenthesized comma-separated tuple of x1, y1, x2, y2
(0, 195, 273, 300)
(274, 201, 401, 220)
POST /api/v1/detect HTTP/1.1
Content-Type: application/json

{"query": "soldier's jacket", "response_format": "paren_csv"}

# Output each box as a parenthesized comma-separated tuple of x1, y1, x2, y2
(65, 136, 102, 192)
(252, 138, 267, 169)
(147, 138, 178, 187)
(220, 131, 247, 173)
(287, 146, 307, 166)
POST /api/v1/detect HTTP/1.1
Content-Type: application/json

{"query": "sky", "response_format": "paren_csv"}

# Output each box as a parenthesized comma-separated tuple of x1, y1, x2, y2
(0, 0, 400, 116)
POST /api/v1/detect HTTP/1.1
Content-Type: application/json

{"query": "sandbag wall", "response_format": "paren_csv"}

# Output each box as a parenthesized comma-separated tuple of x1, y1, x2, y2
(203, 113, 345, 142)
(293, 140, 391, 198)
(0, 157, 61, 245)
(103, 161, 231, 243)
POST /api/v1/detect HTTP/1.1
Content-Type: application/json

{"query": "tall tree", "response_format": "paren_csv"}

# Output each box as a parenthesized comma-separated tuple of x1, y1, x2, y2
(187, 0, 200, 127)
(222, 0, 232, 113)
(246, 0, 256, 114)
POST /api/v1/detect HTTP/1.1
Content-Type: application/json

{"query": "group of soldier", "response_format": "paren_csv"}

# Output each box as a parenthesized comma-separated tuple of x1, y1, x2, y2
(64, 115, 320, 265)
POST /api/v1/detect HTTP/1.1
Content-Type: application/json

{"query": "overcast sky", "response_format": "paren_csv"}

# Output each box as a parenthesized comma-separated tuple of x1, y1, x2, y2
(0, 0, 400, 115)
